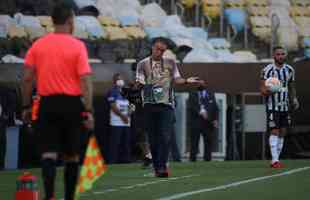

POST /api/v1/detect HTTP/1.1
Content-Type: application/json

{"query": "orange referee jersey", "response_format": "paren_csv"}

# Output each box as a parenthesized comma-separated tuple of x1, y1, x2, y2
(24, 33, 92, 96)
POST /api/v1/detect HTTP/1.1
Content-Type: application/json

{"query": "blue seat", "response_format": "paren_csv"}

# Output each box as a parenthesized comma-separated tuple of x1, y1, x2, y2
(188, 27, 208, 40)
(118, 15, 139, 27)
(304, 48, 310, 59)
(144, 27, 169, 39)
(303, 37, 310, 47)
(224, 8, 247, 32)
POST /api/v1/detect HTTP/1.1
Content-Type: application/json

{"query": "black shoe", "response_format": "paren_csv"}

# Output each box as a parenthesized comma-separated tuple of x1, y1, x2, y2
(155, 168, 170, 178)
(141, 157, 152, 169)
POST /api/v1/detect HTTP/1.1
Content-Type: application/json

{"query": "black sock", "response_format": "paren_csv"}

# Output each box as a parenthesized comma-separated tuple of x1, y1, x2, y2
(64, 161, 79, 200)
(41, 158, 56, 199)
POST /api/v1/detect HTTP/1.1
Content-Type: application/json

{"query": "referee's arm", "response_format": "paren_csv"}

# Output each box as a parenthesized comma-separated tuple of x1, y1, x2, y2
(21, 66, 35, 108)
(80, 74, 93, 112)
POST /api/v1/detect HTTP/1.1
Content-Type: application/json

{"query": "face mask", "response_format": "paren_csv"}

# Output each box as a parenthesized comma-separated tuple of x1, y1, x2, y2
(116, 79, 125, 87)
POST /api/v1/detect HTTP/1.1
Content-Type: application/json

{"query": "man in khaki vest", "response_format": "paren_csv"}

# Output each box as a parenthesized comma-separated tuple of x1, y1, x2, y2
(136, 37, 203, 177)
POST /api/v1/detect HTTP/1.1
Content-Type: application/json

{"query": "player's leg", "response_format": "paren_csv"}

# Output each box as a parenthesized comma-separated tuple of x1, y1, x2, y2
(277, 112, 291, 166)
(267, 112, 281, 167)
(156, 106, 174, 177)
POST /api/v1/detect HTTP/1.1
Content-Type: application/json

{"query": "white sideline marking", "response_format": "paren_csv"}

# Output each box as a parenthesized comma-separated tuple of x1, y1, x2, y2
(158, 167, 310, 200)
(81, 174, 199, 196)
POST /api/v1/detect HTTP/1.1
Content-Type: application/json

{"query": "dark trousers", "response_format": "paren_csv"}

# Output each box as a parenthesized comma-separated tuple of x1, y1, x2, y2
(144, 104, 174, 171)
(0, 122, 6, 169)
(169, 126, 181, 161)
(108, 126, 131, 164)
(190, 119, 215, 161)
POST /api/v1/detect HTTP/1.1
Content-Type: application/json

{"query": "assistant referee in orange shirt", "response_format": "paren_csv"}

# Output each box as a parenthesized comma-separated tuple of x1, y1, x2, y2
(21, 2, 94, 200)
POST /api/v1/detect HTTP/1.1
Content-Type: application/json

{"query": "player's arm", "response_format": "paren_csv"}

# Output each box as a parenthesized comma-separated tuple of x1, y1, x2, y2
(260, 79, 271, 96)
(288, 81, 299, 110)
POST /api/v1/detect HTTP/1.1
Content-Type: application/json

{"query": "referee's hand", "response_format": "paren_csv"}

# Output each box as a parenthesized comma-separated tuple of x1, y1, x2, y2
(22, 108, 32, 125)
(83, 112, 95, 130)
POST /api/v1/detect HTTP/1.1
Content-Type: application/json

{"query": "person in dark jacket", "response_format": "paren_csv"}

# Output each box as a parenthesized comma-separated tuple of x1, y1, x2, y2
(188, 84, 219, 161)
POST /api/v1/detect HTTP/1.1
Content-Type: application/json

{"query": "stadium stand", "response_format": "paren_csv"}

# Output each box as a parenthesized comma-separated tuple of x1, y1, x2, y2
(0, 0, 310, 63)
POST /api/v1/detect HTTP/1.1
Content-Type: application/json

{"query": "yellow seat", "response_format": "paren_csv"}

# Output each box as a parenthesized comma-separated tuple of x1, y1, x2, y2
(37, 16, 53, 27)
(290, 6, 310, 17)
(181, 0, 198, 9)
(202, 0, 221, 18)
(293, 16, 310, 26)
(291, 0, 310, 7)
(97, 16, 120, 27)
(8, 24, 27, 38)
(250, 16, 271, 28)
(252, 27, 271, 43)
(25, 26, 46, 40)
(104, 26, 128, 40)
(123, 27, 146, 39)
(225, 0, 246, 8)
(246, 0, 268, 7)
(248, 6, 269, 16)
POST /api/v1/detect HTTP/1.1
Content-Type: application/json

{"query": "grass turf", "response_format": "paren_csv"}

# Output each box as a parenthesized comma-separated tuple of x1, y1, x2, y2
(0, 159, 309, 200)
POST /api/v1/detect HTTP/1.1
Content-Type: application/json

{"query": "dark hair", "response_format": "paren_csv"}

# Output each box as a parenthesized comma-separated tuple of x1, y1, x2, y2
(112, 73, 121, 83)
(273, 46, 284, 53)
(151, 37, 169, 47)
(51, 1, 75, 25)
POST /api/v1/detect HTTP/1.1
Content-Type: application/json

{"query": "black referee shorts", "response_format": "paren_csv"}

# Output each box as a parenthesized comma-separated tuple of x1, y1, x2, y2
(37, 95, 84, 156)
(267, 111, 291, 130)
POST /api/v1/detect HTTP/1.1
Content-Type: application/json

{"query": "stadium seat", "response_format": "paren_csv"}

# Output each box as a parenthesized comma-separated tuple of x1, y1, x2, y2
(302, 37, 310, 48)
(24, 26, 46, 40)
(75, 16, 106, 40)
(0, 15, 12, 38)
(304, 47, 310, 58)
(246, 0, 268, 7)
(188, 27, 208, 40)
(37, 16, 53, 27)
(247, 6, 269, 16)
(202, 0, 221, 18)
(250, 16, 271, 28)
(290, 6, 310, 17)
(97, 16, 120, 27)
(140, 3, 167, 27)
(118, 15, 140, 27)
(214, 49, 236, 62)
(104, 26, 128, 40)
(269, 0, 291, 7)
(277, 26, 299, 51)
(233, 50, 257, 62)
(290, 0, 310, 7)
(224, 8, 247, 32)
(143, 27, 169, 39)
(123, 27, 146, 39)
(180, 0, 198, 9)
(8, 24, 27, 38)
(208, 38, 231, 49)
(252, 27, 271, 43)
(225, 0, 246, 8)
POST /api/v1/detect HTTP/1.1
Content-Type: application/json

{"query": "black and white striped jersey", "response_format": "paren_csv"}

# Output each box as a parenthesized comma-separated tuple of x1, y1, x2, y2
(260, 63, 295, 112)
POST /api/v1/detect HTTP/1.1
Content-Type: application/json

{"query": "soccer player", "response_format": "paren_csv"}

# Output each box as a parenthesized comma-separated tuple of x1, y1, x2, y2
(21, 2, 94, 200)
(260, 46, 299, 168)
